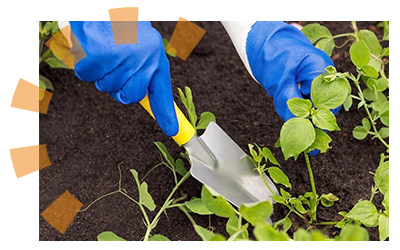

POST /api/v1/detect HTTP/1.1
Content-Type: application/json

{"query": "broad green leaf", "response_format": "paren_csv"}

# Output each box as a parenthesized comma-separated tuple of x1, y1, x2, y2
(97, 231, 126, 241)
(148, 234, 171, 241)
(377, 78, 389, 92)
(335, 225, 369, 241)
(312, 108, 340, 131)
(267, 167, 291, 189)
(274, 217, 292, 233)
(175, 158, 187, 176)
(358, 29, 382, 55)
(154, 142, 175, 168)
(363, 88, 387, 103)
(347, 200, 379, 227)
(289, 198, 307, 214)
(343, 94, 353, 111)
(201, 185, 236, 218)
(130, 169, 156, 211)
(139, 182, 156, 211)
(353, 126, 368, 140)
(320, 193, 339, 208)
(311, 75, 351, 109)
(43, 21, 59, 35)
(239, 200, 273, 226)
(362, 117, 371, 131)
(379, 127, 389, 139)
(44, 57, 70, 69)
(196, 111, 216, 130)
(185, 198, 213, 215)
(350, 41, 370, 68)
(301, 23, 332, 44)
(379, 101, 389, 126)
(39, 75, 54, 92)
(253, 223, 290, 241)
(270, 195, 285, 204)
(378, 213, 389, 241)
(194, 225, 225, 241)
(315, 37, 334, 56)
(374, 156, 389, 195)
(260, 147, 280, 166)
(280, 118, 315, 160)
(361, 65, 378, 78)
(287, 98, 312, 118)
(306, 128, 332, 153)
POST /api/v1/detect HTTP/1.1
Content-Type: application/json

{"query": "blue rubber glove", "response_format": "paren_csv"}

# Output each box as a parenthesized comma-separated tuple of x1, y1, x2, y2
(69, 21, 179, 137)
(222, 21, 341, 156)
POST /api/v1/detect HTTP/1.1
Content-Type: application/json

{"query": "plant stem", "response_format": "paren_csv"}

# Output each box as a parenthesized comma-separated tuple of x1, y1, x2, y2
(258, 169, 276, 195)
(316, 221, 340, 226)
(304, 152, 317, 223)
(78, 190, 120, 212)
(353, 75, 389, 149)
(143, 171, 191, 241)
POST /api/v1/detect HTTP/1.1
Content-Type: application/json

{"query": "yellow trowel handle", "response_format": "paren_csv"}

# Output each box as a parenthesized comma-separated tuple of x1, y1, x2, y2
(139, 94, 195, 146)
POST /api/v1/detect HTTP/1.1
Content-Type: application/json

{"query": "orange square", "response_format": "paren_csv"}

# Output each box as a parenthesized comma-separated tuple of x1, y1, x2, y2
(41, 191, 83, 234)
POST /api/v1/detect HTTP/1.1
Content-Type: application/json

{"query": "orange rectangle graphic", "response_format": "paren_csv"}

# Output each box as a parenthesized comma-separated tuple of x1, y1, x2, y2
(45, 26, 75, 69)
(10, 144, 51, 178)
(168, 17, 206, 61)
(41, 191, 83, 234)
(109, 7, 139, 45)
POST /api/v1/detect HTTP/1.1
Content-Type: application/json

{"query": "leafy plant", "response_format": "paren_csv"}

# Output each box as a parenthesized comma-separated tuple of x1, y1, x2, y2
(302, 22, 389, 152)
(177, 86, 216, 131)
(39, 21, 74, 93)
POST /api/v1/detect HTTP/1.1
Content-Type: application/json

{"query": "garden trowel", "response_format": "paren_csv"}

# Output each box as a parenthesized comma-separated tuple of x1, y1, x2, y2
(140, 95, 278, 207)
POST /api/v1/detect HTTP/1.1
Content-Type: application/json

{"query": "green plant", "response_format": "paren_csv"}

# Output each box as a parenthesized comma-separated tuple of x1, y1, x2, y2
(302, 21, 389, 151)
(39, 21, 74, 95)
(163, 38, 177, 57)
(177, 86, 216, 131)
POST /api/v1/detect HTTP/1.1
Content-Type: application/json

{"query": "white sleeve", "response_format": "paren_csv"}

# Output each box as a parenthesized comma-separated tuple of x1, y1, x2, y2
(58, 21, 70, 30)
(220, 21, 257, 81)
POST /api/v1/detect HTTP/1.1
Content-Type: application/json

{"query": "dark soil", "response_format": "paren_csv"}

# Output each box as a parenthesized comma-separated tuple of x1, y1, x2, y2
(39, 21, 388, 241)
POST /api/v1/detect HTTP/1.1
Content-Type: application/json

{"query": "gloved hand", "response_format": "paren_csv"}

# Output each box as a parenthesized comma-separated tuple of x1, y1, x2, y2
(69, 21, 179, 137)
(222, 21, 341, 155)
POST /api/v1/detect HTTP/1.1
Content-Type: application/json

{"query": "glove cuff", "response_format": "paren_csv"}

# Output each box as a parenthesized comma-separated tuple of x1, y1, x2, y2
(221, 21, 257, 82)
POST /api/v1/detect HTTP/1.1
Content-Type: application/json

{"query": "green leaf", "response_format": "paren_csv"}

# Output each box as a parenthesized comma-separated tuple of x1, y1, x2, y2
(353, 126, 368, 140)
(148, 234, 171, 241)
(178, 86, 197, 127)
(312, 108, 340, 131)
(374, 156, 389, 195)
(270, 195, 285, 204)
(379, 127, 389, 139)
(154, 142, 175, 168)
(358, 29, 382, 55)
(175, 158, 187, 176)
(201, 185, 236, 218)
(185, 198, 213, 215)
(363, 88, 387, 103)
(301, 23, 333, 44)
(287, 98, 312, 118)
(362, 117, 371, 131)
(43, 21, 59, 35)
(39, 80, 46, 101)
(315, 37, 334, 56)
(306, 128, 332, 153)
(239, 200, 273, 226)
(97, 231, 126, 241)
(289, 198, 307, 214)
(347, 200, 379, 227)
(335, 225, 369, 241)
(196, 111, 216, 130)
(280, 118, 315, 160)
(320, 193, 339, 208)
(350, 41, 370, 68)
(361, 65, 378, 78)
(280, 188, 291, 200)
(378, 213, 389, 241)
(130, 169, 156, 211)
(343, 94, 353, 111)
(379, 101, 389, 126)
(376, 78, 389, 92)
(267, 167, 291, 189)
(253, 223, 290, 241)
(44, 57, 70, 69)
(274, 217, 292, 233)
(194, 225, 225, 241)
(226, 216, 249, 239)
(261, 147, 280, 166)
(39, 75, 54, 92)
(293, 228, 310, 241)
(382, 190, 389, 211)
(311, 75, 351, 109)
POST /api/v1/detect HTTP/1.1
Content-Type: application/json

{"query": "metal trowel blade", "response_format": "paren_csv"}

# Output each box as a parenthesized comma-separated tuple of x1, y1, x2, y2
(184, 122, 278, 207)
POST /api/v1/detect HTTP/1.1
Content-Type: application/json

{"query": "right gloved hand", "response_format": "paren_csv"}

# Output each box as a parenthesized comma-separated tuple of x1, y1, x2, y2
(69, 21, 179, 137)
